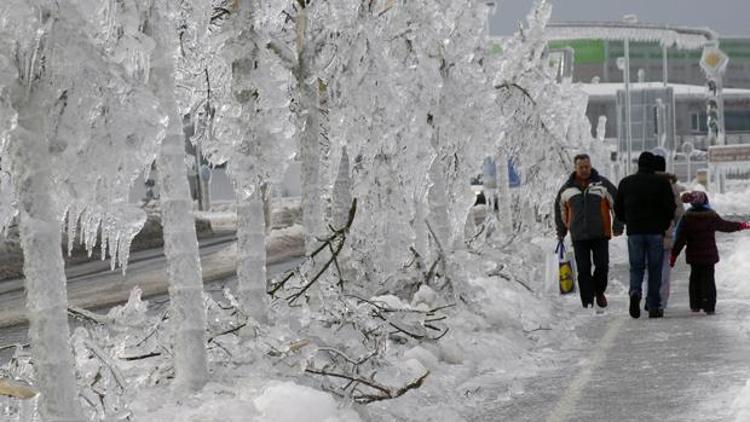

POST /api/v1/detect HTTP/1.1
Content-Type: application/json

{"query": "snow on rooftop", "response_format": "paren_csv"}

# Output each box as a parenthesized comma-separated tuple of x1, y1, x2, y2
(579, 82, 750, 100)
(545, 22, 716, 50)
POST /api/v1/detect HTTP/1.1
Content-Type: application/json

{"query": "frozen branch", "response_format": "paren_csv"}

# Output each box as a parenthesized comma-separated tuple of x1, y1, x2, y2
(68, 306, 113, 325)
(306, 367, 430, 404)
(84, 340, 127, 391)
(267, 36, 298, 69)
(267, 199, 357, 303)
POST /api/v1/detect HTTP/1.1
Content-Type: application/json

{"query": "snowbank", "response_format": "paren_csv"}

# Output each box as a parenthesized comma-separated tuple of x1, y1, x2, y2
(132, 380, 361, 422)
(707, 189, 750, 216)
(713, 188, 750, 422)
(716, 236, 750, 298)
(734, 380, 750, 422)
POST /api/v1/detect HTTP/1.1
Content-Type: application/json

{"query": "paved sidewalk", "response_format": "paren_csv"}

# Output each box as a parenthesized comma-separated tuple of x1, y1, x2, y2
(475, 262, 750, 422)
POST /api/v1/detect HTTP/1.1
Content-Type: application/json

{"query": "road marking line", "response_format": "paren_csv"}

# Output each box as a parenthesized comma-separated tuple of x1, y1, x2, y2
(544, 316, 626, 422)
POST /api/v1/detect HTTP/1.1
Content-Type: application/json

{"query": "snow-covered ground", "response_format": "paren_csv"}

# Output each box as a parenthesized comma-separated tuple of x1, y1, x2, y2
(121, 235, 577, 421)
(698, 183, 750, 421)
(0, 230, 595, 421)
(4, 188, 750, 420)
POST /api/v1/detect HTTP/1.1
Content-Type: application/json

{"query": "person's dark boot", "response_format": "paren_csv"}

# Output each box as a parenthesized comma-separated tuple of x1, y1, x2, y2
(595, 293, 608, 308)
(629, 294, 641, 319)
(648, 308, 664, 318)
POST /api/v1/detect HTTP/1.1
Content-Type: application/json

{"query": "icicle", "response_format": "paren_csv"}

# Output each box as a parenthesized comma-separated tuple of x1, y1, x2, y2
(331, 146, 352, 230)
(65, 205, 78, 257)
(427, 157, 450, 250)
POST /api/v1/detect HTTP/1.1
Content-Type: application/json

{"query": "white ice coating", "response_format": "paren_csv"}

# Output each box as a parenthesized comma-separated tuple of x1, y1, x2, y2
(236, 197, 268, 323)
(0, 0, 617, 417)
(7, 127, 84, 421)
(296, 6, 325, 254)
(0, 0, 164, 272)
(0, 0, 167, 418)
(488, 0, 602, 225)
(544, 24, 715, 50)
(0, 172, 17, 234)
(50, 0, 163, 273)
(199, 0, 295, 321)
(146, 0, 209, 392)
(331, 147, 352, 231)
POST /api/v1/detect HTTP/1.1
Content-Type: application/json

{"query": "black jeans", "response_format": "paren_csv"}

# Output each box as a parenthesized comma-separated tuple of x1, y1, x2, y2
(689, 264, 716, 312)
(572, 239, 609, 306)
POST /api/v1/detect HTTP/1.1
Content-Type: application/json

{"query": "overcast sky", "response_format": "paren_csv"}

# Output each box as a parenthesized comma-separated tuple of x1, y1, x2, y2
(490, 0, 750, 37)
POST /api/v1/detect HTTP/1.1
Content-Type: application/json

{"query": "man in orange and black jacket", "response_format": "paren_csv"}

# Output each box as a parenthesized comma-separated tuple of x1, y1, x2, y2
(555, 154, 624, 310)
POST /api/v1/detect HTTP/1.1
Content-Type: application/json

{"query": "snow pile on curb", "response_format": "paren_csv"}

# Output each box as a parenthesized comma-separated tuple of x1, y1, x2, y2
(733, 380, 750, 422)
(716, 235, 750, 298)
(132, 380, 361, 422)
(126, 233, 571, 421)
(713, 187, 750, 422)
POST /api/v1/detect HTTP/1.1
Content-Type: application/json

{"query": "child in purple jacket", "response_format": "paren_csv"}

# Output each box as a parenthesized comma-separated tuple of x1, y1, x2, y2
(670, 191, 750, 314)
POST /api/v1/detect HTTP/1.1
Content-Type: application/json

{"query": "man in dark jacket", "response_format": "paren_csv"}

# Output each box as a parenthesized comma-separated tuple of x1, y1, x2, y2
(555, 154, 623, 309)
(615, 152, 676, 319)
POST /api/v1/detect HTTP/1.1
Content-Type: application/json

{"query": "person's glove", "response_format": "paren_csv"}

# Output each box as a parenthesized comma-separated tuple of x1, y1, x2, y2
(740, 221, 750, 230)
(669, 254, 677, 268)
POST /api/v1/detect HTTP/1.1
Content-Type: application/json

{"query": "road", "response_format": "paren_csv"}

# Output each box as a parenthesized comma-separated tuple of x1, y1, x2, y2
(0, 232, 303, 361)
(473, 260, 750, 422)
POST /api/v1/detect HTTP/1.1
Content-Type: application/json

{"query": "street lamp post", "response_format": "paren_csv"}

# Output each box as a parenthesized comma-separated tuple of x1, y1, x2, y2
(622, 15, 638, 174)
(682, 141, 694, 184)
(617, 50, 633, 175)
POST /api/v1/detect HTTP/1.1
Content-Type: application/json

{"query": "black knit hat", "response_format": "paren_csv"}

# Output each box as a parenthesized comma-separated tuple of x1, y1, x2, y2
(653, 155, 666, 172)
(638, 151, 655, 170)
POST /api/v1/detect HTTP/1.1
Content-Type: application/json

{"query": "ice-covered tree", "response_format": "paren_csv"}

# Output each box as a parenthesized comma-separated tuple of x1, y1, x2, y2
(0, 0, 164, 418)
(388, 0, 496, 256)
(268, 0, 347, 253)
(143, 0, 209, 391)
(321, 1, 415, 277)
(489, 0, 597, 232)
(199, 0, 296, 323)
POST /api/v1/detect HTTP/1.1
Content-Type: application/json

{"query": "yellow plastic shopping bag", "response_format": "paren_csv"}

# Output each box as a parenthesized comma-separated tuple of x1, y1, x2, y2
(556, 240, 576, 295)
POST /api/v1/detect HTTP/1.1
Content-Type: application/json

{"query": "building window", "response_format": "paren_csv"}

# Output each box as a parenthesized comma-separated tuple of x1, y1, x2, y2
(690, 110, 750, 134)
(691, 112, 708, 133)
(725, 110, 750, 133)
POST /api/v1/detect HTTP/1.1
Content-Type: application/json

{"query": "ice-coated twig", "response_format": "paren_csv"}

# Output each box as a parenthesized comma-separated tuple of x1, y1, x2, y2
(0, 343, 30, 353)
(317, 347, 376, 367)
(267, 199, 356, 303)
(132, 310, 169, 348)
(306, 367, 430, 404)
(84, 340, 127, 391)
(207, 322, 248, 343)
(121, 352, 162, 361)
(68, 306, 114, 325)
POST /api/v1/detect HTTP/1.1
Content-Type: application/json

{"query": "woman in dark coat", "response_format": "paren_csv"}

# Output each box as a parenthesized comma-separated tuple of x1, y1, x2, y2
(670, 191, 750, 314)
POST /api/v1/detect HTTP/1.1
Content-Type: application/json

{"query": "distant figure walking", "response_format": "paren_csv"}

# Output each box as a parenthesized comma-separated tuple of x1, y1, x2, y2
(671, 191, 750, 314)
(615, 152, 675, 319)
(652, 155, 686, 310)
(555, 154, 623, 309)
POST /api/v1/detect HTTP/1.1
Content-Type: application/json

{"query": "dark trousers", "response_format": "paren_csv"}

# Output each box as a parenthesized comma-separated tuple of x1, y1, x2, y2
(689, 264, 716, 312)
(572, 239, 609, 306)
(627, 234, 664, 310)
